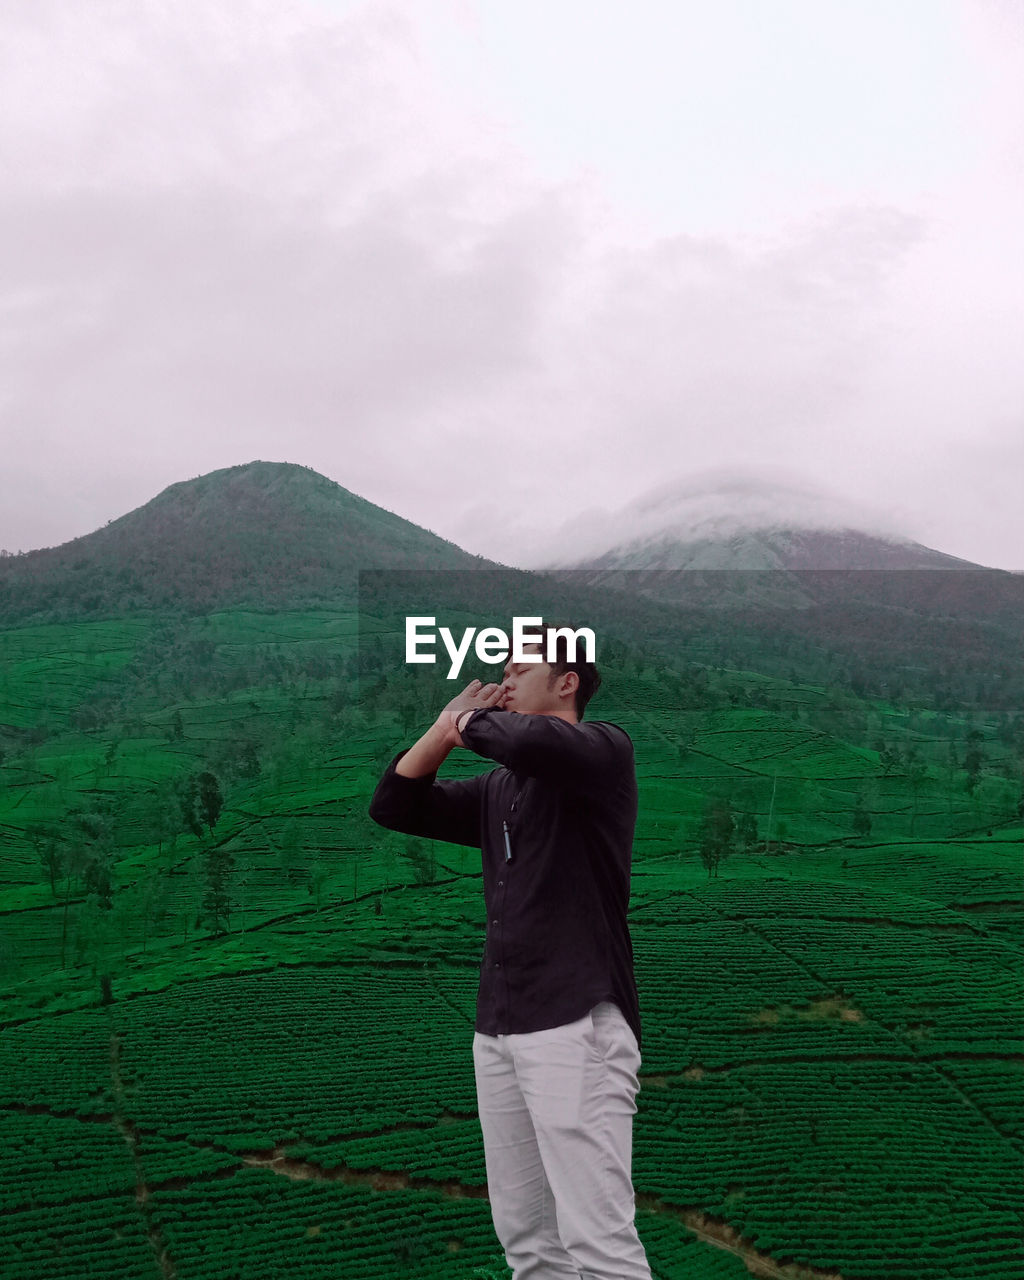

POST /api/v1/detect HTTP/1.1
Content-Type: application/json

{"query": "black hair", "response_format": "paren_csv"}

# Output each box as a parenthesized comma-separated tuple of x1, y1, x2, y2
(531, 618, 601, 720)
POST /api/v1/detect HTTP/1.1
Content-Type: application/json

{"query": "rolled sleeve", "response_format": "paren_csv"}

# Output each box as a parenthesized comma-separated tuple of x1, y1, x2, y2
(369, 750, 485, 848)
(460, 709, 632, 792)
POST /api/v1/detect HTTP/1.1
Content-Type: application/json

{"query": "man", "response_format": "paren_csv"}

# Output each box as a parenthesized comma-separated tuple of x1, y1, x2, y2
(369, 626, 652, 1279)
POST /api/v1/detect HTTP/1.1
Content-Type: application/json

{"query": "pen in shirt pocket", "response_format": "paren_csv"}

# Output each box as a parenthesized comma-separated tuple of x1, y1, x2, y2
(503, 784, 526, 862)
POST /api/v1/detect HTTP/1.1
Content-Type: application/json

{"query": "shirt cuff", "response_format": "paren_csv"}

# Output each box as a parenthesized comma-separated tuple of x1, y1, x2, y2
(388, 748, 437, 783)
(455, 708, 477, 736)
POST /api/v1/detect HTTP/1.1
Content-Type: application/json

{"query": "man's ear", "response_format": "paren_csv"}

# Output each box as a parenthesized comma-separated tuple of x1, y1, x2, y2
(559, 671, 580, 700)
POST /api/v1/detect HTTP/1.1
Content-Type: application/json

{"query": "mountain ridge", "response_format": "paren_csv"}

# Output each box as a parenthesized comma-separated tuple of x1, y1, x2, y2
(539, 469, 990, 572)
(564, 525, 984, 572)
(0, 460, 502, 624)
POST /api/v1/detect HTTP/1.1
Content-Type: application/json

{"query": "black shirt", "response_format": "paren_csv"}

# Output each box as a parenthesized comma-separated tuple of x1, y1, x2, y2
(368, 706, 643, 1051)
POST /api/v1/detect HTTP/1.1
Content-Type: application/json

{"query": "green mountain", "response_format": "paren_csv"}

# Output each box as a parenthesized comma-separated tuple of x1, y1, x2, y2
(0, 460, 496, 624)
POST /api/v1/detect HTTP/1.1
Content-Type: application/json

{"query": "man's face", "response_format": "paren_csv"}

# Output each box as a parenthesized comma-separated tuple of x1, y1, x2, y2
(499, 645, 576, 717)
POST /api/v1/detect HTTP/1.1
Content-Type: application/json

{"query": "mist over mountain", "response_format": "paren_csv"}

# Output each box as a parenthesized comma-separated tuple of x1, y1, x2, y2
(0, 457, 1021, 720)
(540, 467, 986, 571)
(0, 461, 498, 624)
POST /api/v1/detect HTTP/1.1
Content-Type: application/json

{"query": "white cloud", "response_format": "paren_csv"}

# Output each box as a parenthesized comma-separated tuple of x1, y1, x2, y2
(0, 0, 1021, 574)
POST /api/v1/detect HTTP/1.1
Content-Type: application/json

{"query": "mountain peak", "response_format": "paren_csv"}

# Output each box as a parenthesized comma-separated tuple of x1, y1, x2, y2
(543, 467, 985, 571)
(0, 460, 492, 622)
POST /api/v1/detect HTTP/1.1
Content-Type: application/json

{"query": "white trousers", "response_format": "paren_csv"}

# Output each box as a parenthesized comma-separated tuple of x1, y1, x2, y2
(472, 1000, 653, 1280)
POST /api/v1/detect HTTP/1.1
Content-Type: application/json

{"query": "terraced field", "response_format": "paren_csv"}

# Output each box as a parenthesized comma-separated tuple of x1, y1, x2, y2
(1, 610, 1021, 1278)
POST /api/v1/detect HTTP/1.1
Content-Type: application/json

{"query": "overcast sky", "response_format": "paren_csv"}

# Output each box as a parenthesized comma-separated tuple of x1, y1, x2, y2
(1, 0, 1022, 570)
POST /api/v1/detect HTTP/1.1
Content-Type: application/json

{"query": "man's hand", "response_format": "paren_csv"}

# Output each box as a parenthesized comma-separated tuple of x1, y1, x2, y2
(395, 677, 508, 778)
(442, 678, 509, 743)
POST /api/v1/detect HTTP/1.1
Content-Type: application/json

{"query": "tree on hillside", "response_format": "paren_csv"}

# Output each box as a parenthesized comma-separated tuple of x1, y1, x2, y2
(27, 821, 63, 896)
(73, 892, 116, 977)
(201, 845, 234, 937)
(736, 810, 758, 850)
(310, 857, 330, 912)
(59, 801, 119, 995)
(174, 770, 223, 841)
(946, 736, 958, 773)
(875, 742, 901, 777)
(342, 810, 381, 902)
(964, 729, 985, 797)
(848, 663, 868, 699)
(136, 869, 162, 955)
(697, 799, 735, 879)
(399, 701, 418, 737)
(372, 743, 395, 778)
(852, 798, 872, 839)
(237, 740, 261, 779)
(402, 837, 436, 886)
(764, 772, 779, 851)
(180, 856, 205, 947)
(151, 779, 183, 854)
(68, 806, 115, 911)
(197, 771, 223, 833)
(55, 819, 102, 971)
(676, 724, 696, 764)
(907, 760, 928, 835)
(176, 774, 204, 839)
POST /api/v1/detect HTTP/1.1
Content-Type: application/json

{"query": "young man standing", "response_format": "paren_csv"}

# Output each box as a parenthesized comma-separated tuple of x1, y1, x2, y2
(369, 629, 652, 1279)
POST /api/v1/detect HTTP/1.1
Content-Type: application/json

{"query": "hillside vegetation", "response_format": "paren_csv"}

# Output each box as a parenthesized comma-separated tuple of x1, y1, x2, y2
(1, 594, 1021, 1280)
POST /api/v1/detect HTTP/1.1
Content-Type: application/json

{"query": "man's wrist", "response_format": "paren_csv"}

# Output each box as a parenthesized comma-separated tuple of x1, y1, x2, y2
(396, 719, 457, 777)
(429, 713, 462, 749)
(453, 708, 475, 737)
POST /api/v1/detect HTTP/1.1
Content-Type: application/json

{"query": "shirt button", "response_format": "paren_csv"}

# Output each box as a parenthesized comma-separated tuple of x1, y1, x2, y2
(497, 880, 503, 887)
(494, 962, 500, 968)
(491, 918, 498, 926)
